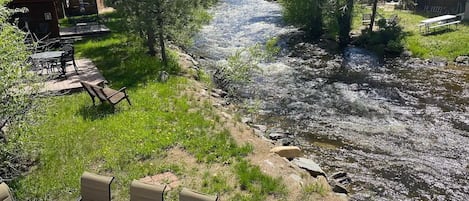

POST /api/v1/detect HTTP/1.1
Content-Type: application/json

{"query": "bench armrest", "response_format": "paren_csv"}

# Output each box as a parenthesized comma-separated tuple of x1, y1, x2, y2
(96, 80, 107, 87)
(106, 87, 127, 99)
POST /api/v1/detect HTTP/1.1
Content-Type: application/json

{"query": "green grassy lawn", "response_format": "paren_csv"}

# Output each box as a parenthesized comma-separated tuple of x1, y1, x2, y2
(12, 12, 285, 201)
(353, 6, 469, 60)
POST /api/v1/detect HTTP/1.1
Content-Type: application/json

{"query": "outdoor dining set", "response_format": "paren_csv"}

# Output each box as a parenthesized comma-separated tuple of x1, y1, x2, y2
(27, 37, 79, 78)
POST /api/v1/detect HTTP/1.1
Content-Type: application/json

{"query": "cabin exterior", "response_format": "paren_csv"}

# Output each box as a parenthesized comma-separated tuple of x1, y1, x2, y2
(54, 0, 105, 17)
(466, 0, 469, 19)
(10, 0, 60, 38)
(416, 0, 467, 15)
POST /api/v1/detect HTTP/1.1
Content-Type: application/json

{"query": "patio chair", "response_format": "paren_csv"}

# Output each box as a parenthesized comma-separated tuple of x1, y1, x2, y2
(130, 180, 167, 201)
(362, 14, 372, 25)
(79, 171, 115, 201)
(0, 182, 14, 201)
(179, 188, 218, 201)
(61, 44, 79, 74)
(386, 14, 399, 26)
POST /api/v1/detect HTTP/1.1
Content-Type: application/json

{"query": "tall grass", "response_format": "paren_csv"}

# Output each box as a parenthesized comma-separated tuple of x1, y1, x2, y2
(233, 160, 286, 201)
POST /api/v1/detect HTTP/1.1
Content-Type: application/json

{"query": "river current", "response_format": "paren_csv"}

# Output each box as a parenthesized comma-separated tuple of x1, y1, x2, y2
(191, 0, 469, 200)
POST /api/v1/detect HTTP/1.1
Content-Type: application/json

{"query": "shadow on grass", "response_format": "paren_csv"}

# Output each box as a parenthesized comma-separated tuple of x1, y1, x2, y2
(78, 104, 116, 121)
(75, 11, 181, 90)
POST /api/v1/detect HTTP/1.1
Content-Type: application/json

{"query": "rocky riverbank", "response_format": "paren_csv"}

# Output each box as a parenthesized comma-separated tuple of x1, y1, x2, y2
(175, 47, 350, 200)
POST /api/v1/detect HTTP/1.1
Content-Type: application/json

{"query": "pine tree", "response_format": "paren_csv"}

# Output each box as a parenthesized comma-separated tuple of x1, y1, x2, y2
(107, 0, 217, 66)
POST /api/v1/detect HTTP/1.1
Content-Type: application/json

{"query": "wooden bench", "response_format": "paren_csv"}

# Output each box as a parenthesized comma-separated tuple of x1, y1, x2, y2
(80, 81, 131, 107)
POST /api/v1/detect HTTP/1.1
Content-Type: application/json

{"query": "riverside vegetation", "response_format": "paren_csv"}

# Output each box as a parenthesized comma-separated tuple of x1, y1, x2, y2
(351, 5, 469, 60)
(280, 0, 468, 60)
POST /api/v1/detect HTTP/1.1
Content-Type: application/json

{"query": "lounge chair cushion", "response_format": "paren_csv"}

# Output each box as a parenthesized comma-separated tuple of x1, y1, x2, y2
(130, 180, 166, 201)
(179, 188, 218, 201)
(80, 172, 114, 201)
(0, 182, 14, 201)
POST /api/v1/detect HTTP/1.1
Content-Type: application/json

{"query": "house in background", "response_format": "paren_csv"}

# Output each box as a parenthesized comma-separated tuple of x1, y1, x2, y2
(55, 0, 105, 17)
(9, 0, 60, 38)
(465, 0, 469, 19)
(63, 0, 99, 17)
(416, 0, 467, 16)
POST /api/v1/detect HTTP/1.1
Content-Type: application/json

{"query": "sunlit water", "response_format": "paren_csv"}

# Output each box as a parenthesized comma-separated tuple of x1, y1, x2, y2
(191, 0, 469, 200)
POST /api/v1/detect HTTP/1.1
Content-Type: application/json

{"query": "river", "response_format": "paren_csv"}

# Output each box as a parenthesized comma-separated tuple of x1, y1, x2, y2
(190, 0, 469, 200)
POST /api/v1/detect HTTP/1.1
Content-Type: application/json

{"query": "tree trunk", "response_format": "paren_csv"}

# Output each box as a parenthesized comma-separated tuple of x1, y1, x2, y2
(370, 0, 378, 31)
(338, 0, 354, 47)
(146, 27, 157, 56)
(157, 19, 167, 67)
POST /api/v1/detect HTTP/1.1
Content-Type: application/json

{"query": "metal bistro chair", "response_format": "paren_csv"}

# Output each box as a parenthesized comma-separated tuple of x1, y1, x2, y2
(61, 44, 79, 74)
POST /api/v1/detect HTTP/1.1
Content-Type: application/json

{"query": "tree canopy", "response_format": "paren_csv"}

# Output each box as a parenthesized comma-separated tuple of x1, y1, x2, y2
(280, 0, 354, 45)
(107, 0, 218, 66)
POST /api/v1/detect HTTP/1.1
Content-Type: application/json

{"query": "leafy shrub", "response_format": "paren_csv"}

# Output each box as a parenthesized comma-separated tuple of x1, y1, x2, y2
(354, 18, 405, 56)
(1, 2, 41, 181)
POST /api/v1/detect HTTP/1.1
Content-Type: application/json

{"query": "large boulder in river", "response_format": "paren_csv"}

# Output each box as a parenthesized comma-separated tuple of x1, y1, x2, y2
(292, 157, 326, 177)
(269, 132, 288, 140)
(329, 172, 351, 194)
(455, 56, 469, 66)
(270, 146, 302, 159)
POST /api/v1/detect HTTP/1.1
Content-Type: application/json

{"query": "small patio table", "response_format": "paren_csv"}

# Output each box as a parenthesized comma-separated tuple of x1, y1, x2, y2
(30, 51, 66, 76)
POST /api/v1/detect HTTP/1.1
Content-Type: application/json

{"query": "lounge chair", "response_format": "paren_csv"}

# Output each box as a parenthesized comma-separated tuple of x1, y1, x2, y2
(179, 188, 218, 201)
(130, 180, 167, 201)
(80, 81, 131, 107)
(0, 182, 14, 201)
(79, 172, 115, 201)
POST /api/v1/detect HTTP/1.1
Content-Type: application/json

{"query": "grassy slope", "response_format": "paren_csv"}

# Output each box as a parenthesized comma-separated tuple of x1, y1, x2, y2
(353, 6, 469, 60)
(13, 12, 286, 201)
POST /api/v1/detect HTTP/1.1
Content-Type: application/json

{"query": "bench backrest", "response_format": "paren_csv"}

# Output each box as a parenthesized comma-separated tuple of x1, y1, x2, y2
(90, 86, 109, 102)
(80, 81, 108, 101)
(80, 81, 97, 98)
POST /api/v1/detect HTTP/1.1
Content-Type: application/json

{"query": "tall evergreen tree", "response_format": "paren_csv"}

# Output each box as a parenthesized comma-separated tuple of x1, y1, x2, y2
(369, 0, 378, 31)
(107, 0, 217, 66)
(337, 0, 353, 46)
